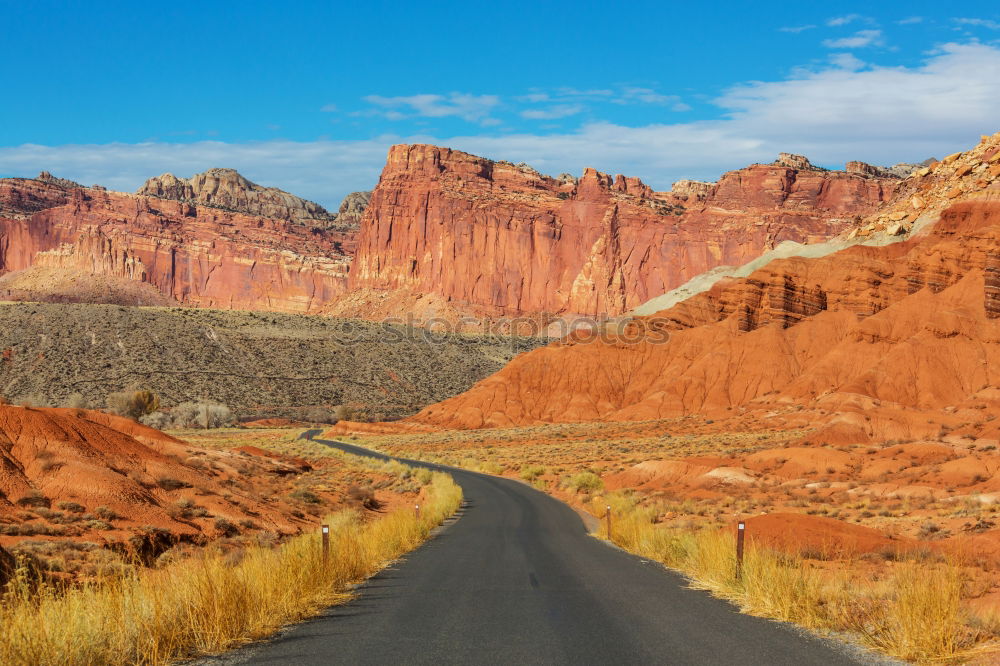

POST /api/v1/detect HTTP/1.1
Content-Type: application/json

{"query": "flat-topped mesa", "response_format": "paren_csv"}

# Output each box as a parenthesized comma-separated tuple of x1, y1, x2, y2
(348, 143, 896, 321)
(137, 168, 336, 226)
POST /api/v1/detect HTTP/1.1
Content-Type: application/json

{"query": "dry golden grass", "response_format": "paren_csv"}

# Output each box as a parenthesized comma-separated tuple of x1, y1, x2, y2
(586, 492, 993, 664)
(354, 417, 802, 473)
(0, 464, 461, 665)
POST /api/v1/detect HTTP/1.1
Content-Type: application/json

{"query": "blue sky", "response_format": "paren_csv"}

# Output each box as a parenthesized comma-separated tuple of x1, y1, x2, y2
(2, 1, 999, 207)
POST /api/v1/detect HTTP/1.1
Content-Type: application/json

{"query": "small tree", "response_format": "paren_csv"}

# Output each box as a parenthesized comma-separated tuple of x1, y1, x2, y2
(106, 390, 161, 420)
(133, 390, 160, 416)
(139, 411, 172, 430)
(332, 404, 358, 422)
(171, 401, 234, 429)
(63, 392, 90, 409)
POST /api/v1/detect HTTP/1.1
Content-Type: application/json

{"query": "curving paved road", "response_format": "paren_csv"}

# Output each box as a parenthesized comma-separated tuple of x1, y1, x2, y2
(217, 436, 878, 665)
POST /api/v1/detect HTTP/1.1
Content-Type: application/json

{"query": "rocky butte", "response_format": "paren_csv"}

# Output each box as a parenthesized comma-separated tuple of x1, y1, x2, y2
(345, 145, 901, 323)
(137, 168, 372, 231)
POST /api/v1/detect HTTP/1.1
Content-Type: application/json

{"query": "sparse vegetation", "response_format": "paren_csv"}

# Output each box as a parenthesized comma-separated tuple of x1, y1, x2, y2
(0, 302, 543, 420)
(170, 401, 234, 429)
(519, 464, 546, 482)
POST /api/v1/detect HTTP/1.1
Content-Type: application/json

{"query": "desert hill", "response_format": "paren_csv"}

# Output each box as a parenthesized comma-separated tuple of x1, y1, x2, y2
(0, 303, 543, 420)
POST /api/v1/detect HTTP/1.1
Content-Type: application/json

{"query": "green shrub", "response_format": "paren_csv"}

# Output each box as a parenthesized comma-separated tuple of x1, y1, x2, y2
(519, 464, 546, 482)
(565, 471, 603, 493)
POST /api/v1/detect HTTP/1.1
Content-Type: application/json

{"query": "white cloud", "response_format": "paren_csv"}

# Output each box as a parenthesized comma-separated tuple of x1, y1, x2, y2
(823, 29, 885, 49)
(0, 139, 397, 209)
(826, 14, 863, 27)
(618, 87, 676, 105)
(779, 24, 816, 33)
(520, 105, 584, 120)
(320, 103, 338, 112)
(363, 93, 500, 123)
(828, 53, 866, 70)
(518, 92, 550, 103)
(4, 43, 999, 205)
(553, 88, 614, 99)
(954, 18, 1000, 30)
(896, 16, 923, 25)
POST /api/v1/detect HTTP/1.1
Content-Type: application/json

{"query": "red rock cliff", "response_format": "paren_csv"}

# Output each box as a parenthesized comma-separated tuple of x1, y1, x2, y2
(348, 144, 897, 319)
(386, 134, 1000, 430)
(0, 179, 354, 312)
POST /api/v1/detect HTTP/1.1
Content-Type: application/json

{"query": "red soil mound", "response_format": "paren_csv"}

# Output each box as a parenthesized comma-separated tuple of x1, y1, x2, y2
(0, 405, 306, 544)
(233, 445, 312, 471)
(739, 513, 905, 558)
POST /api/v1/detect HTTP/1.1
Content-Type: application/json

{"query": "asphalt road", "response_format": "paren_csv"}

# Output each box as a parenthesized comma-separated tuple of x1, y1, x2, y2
(219, 435, 876, 665)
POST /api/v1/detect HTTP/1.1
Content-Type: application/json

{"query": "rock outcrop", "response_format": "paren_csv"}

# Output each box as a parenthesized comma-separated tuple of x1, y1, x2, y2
(35, 171, 83, 189)
(0, 176, 354, 312)
(138, 168, 335, 226)
(347, 145, 898, 321)
(774, 153, 816, 170)
(0, 176, 77, 219)
(334, 190, 372, 228)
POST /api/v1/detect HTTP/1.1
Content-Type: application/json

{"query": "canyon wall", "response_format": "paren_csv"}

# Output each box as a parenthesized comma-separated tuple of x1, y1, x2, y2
(347, 144, 898, 320)
(0, 179, 354, 312)
(385, 134, 1000, 429)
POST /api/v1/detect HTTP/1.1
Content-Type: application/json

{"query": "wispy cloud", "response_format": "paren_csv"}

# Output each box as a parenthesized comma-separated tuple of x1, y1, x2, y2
(5, 43, 999, 205)
(518, 85, 687, 111)
(954, 17, 1000, 30)
(618, 87, 674, 104)
(362, 93, 500, 124)
(517, 92, 550, 103)
(779, 24, 816, 33)
(823, 29, 885, 48)
(896, 16, 923, 25)
(828, 53, 866, 70)
(320, 104, 338, 112)
(826, 14, 863, 27)
(552, 88, 615, 100)
(520, 104, 584, 120)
